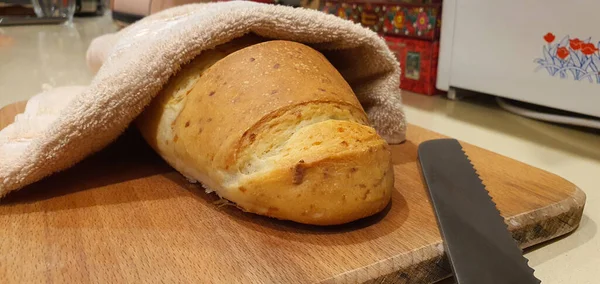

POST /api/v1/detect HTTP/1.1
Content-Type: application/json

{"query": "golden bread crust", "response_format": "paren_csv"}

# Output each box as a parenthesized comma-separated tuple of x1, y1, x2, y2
(137, 38, 394, 225)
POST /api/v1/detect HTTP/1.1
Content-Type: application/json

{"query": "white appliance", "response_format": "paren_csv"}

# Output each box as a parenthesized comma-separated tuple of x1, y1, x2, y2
(437, 0, 600, 119)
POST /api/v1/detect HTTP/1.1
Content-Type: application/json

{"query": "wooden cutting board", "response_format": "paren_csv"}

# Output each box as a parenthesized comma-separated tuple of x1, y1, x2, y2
(0, 102, 585, 283)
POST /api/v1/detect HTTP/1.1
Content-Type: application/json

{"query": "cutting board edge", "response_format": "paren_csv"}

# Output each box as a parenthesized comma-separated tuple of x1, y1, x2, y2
(318, 241, 451, 284)
(0, 100, 26, 128)
(316, 186, 586, 284)
(509, 185, 586, 249)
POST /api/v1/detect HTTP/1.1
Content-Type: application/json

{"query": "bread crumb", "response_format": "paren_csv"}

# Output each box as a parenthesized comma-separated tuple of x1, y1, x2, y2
(293, 160, 306, 185)
(202, 184, 214, 193)
(213, 198, 234, 208)
(362, 189, 371, 200)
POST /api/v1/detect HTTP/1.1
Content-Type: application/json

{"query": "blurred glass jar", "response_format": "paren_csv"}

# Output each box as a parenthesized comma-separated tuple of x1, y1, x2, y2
(75, 0, 107, 16)
(32, 0, 76, 22)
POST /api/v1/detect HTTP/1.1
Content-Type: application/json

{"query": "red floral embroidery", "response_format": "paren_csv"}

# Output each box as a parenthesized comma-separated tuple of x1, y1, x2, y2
(536, 33, 600, 83)
(416, 12, 429, 30)
(556, 47, 569, 59)
(543, 32, 555, 43)
(569, 38, 583, 50)
(581, 43, 599, 56)
(393, 12, 405, 29)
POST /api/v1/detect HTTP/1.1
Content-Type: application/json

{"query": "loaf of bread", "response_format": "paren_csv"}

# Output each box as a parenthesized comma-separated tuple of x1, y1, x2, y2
(136, 36, 394, 225)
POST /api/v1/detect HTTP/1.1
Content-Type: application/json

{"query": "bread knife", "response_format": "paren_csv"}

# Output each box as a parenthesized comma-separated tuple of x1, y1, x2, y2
(418, 139, 541, 284)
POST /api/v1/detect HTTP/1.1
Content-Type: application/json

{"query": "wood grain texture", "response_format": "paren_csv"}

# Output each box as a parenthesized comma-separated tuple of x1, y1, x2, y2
(0, 101, 26, 127)
(0, 102, 586, 284)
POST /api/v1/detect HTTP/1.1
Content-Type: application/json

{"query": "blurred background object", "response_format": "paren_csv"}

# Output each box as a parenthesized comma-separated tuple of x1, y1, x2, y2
(109, 0, 300, 27)
(0, 0, 118, 106)
(0, 0, 106, 25)
(32, 0, 76, 22)
(3, 0, 595, 126)
(320, 0, 600, 128)
(110, 0, 212, 26)
(299, 0, 319, 9)
(74, 0, 108, 16)
(436, 0, 600, 124)
(320, 0, 443, 96)
(0, 0, 36, 16)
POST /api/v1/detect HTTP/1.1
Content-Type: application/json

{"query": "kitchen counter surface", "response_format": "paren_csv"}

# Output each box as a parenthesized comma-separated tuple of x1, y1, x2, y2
(1, 13, 598, 284)
(0, 15, 117, 107)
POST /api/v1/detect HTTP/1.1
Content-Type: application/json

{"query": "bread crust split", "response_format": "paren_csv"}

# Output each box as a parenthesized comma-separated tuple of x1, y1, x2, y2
(137, 35, 394, 225)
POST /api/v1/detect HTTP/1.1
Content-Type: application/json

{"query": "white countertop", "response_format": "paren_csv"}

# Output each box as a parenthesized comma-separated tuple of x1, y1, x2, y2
(1, 13, 598, 284)
(0, 15, 117, 107)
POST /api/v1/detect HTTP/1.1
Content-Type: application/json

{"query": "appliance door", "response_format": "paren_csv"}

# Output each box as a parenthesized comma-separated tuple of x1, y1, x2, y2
(445, 0, 600, 117)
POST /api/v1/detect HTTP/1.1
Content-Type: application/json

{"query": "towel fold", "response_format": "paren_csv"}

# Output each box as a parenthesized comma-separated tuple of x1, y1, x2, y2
(0, 2, 406, 197)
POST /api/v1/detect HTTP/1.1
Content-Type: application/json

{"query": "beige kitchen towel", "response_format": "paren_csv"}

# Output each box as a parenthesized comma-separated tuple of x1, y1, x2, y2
(0, 1, 406, 197)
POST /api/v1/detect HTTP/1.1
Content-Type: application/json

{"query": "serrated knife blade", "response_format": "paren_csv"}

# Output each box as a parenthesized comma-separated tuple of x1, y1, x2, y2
(417, 139, 540, 284)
